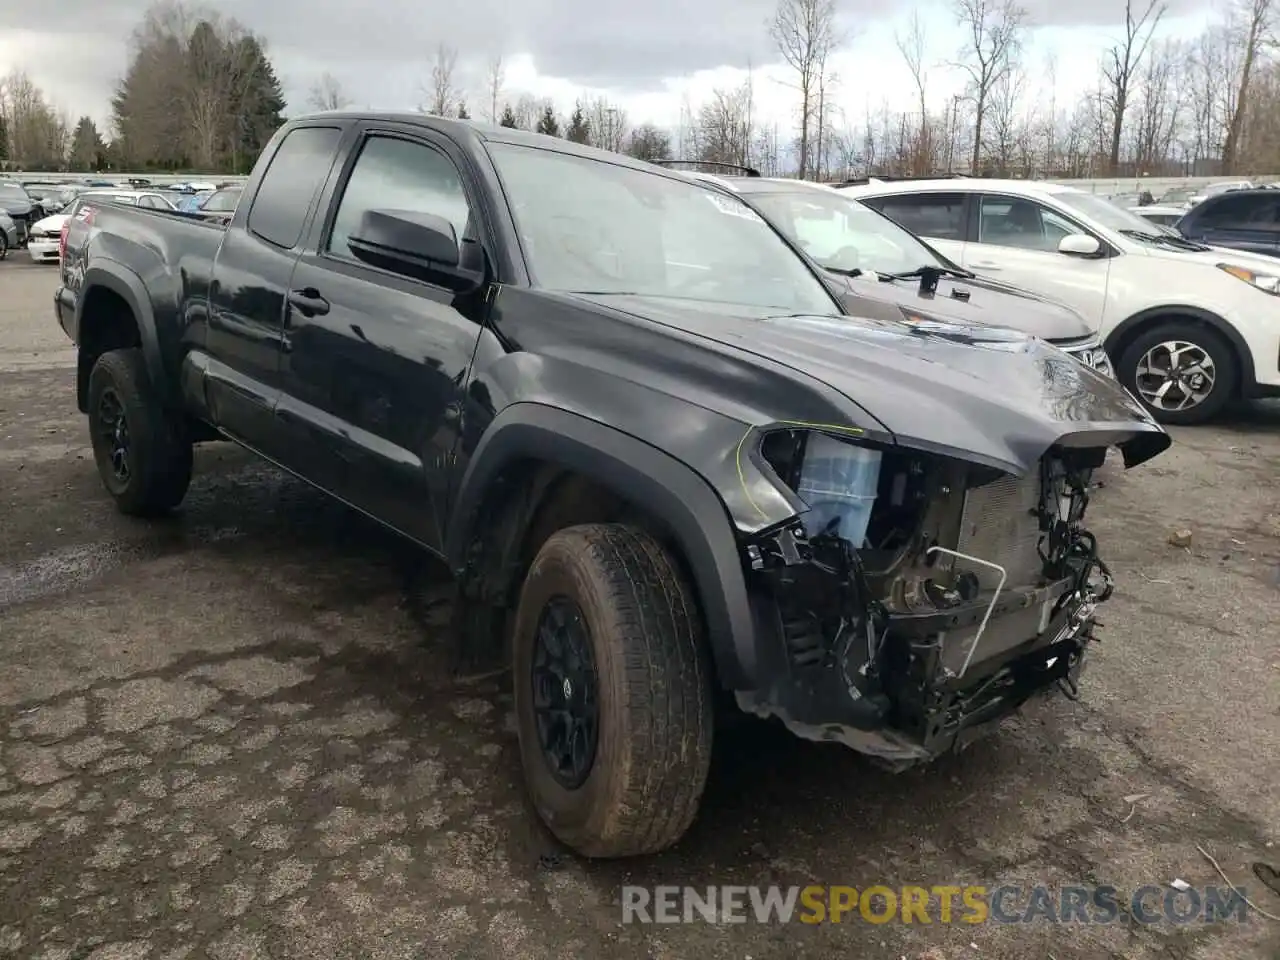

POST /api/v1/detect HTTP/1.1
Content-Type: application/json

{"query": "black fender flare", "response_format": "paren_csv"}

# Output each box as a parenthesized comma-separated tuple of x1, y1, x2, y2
(445, 402, 761, 691)
(77, 260, 172, 408)
(1103, 305, 1254, 388)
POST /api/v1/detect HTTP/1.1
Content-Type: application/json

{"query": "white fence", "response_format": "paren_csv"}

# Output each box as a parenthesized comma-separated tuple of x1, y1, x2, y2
(5, 170, 1278, 196)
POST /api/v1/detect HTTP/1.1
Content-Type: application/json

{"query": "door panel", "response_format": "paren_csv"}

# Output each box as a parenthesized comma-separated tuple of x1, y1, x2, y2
(205, 124, 344, 456)
(961, 194, 1111, 329)
(279, 129, 487, 550)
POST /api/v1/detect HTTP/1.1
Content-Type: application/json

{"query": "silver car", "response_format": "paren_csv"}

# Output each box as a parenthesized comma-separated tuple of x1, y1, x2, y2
(0, 211, 17, 260)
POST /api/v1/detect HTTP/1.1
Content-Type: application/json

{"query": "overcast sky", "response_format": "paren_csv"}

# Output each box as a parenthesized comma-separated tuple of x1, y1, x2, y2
(0, 0, 1215, 135)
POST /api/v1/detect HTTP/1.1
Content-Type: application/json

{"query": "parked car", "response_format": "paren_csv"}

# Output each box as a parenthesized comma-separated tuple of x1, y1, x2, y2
(0, 211, 17, 259)
(655, 165, 1113, 375)
(1175, 188, 1280, 259)
(22, 184, 70, 214)
(188, 185, 241, 223)
(1156, 186, 1199, 209)
(1188, 180, 1253, 208)
(1130, 204, 1186, 229)
(57, 113, 1170, 858)
(28, 190, 179, 263)
(0, 180, 46, 243)
(836, 176, 1280, 424)
(175, 191, 214, 212)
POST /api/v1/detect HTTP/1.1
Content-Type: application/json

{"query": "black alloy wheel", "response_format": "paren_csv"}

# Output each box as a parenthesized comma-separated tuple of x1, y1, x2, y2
(530, 596, 600, 790)
(94, 387, 132, 486)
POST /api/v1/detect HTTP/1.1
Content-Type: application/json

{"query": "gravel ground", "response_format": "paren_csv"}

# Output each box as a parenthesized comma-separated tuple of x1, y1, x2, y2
(1, 256, 1278, 960)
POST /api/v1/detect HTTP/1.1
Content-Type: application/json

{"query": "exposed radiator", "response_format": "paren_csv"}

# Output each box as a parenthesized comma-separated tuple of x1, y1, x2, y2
(954, 467, 1044, 590)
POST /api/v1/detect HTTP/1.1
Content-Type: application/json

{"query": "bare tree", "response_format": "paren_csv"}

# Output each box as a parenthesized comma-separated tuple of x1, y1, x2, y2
(1222, 0, 1275, 170)
(953, 0, 1027, 172)
(1101, 0, 1166, 173)
(307, 72, 349, 111)
(896, 10, 933, 173)
(1131, 40, 1183, 170)
(485, 54, 505, 124)
(422, 43, 459, 116)
(697, 84, 753, 163)
(770, 0, 839, 178)
(586, 97, 628, 152)
(984, 65, 1026, 173)
(0, 70, 68, 169)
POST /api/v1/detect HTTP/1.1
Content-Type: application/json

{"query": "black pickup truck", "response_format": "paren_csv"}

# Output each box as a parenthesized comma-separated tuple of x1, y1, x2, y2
(55, 113, 1171, 859)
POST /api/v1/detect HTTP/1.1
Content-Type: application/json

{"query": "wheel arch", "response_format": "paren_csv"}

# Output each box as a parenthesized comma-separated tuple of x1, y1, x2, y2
(75, 261, 170, 413)
(445, 402, 762, 691)
(1103, 305, 1252, 394)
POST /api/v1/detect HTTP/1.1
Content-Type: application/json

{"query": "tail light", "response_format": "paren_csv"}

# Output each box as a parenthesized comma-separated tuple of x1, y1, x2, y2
(58, 221, 70, 260)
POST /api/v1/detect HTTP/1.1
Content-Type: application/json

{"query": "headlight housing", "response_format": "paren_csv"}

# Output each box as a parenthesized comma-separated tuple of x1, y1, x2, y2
(1218, 263, 1280, 296)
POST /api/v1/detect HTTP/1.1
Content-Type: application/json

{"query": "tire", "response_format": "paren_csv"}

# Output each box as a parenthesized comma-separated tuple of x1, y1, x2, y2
(512, 523, 714, 858)
(86, 348, 193, 516)
(1117, 320, 1238, 425)
(0, 233, 7, 260)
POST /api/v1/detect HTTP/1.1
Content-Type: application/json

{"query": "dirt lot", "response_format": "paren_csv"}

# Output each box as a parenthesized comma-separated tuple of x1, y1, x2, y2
(1, 257, 1278, 960)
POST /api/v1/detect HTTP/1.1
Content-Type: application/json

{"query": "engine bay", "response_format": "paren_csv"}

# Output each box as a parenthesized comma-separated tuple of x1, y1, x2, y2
(741, 428, 1113, 768)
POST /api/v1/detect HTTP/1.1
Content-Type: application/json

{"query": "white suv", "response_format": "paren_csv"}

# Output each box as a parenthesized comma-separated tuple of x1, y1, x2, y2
(837, 177, 1280, 424)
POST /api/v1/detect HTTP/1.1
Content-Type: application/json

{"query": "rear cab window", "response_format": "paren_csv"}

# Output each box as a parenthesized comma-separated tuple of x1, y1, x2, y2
(1191, 194, 1280, 230)
(247, 126, 343, 249)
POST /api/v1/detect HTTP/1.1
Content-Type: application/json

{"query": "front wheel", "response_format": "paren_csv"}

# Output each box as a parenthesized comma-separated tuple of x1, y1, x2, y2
(512, 523, 714, 858)
(1117, 321, 1238, 425)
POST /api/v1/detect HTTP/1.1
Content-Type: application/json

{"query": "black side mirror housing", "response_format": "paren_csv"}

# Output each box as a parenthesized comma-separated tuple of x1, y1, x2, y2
(348, 208, 483, 291)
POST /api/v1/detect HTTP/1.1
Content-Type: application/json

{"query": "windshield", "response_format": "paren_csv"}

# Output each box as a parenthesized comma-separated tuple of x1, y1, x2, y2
(1052, 191, 1161, 236)
(1160, 188, 1195, 203)
(0, 184, 30, 202)
(746, 190, 956, 275)
(485, 143, 839, 314)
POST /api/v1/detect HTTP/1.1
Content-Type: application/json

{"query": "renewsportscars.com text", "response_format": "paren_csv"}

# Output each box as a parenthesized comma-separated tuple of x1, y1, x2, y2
(620, 884, 1252, 925)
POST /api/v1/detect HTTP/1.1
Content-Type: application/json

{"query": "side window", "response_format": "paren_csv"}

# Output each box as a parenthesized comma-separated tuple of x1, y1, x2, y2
(139, 196, 166, 209)
(977, 196, 1078, 252)
(1195, 195, 1279, 228)
(327, 135, 471, 261)
(247, 126, 342, 249)
(867, 193, 965, 240)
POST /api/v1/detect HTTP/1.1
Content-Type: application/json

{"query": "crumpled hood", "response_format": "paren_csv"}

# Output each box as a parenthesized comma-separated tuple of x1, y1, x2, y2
(571, 294, 1171, 475)
(831, 271, 1095, 342)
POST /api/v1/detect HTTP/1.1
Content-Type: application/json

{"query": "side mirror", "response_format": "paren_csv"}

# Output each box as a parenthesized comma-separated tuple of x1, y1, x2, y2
(348, 208, 482, 290)
(1058, 233, 1101, 257)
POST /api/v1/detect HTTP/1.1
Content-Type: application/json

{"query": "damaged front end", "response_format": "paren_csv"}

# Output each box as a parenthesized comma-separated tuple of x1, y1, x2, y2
(738, 428, 1116, 770)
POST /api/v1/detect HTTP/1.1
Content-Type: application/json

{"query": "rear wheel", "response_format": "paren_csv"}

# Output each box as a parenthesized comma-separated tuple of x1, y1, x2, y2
(0, 232, 7, 260)
(1117, 320, 1238, 425)
(87, 348, 193, 516)
(512, 523, 713, 858)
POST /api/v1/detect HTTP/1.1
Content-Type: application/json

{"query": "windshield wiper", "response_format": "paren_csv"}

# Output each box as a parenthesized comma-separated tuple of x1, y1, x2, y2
(1119, 229, 1211, 252)
(824, 266, 863, 277)
(879, 264, 974, 294)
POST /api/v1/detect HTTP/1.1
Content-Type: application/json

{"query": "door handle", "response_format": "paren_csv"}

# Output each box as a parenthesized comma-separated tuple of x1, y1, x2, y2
(288, 288, 330, 317)
(970, 261, 1002, 270)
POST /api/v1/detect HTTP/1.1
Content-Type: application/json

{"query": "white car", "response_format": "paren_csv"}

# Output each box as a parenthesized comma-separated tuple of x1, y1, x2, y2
(836, 177, 1280, 424)
(1130, 204, 1186, 230)
(27, 189, 177, 263)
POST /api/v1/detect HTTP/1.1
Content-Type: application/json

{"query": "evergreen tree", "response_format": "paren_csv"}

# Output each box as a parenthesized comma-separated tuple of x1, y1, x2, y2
(69, 117, 106, 171)
(456, 101, 470, 119)
(232, 35, 286, 173)
(499, 105, 519, 128)
(535, 105, 559, 137)
(564, 104, 590, 144)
